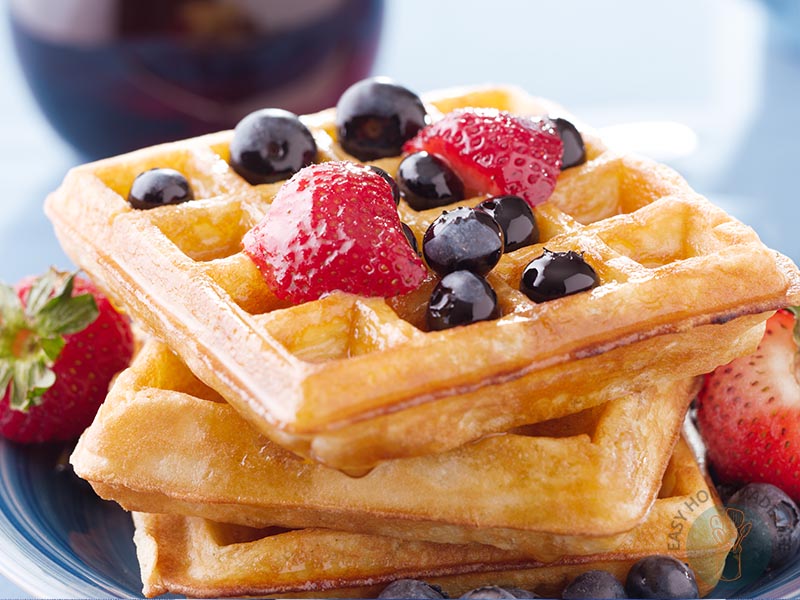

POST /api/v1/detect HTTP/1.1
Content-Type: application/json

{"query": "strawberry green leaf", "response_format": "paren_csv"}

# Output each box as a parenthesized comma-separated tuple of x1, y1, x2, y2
(9, 363, 27, 411)
(36, 293, 98, 336)
(0, 363, 11, 397)
(0, 283, 24, 329)
(29, 363, 56, 400)
(40, 337, 66, 362)
(24, 269, 64, 317)
(9, 379, 23, 411)
(9, 360, 55, 411)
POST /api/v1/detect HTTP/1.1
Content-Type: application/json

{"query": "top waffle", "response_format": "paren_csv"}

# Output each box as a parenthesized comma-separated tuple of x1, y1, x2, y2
(45, 85, 800, 473)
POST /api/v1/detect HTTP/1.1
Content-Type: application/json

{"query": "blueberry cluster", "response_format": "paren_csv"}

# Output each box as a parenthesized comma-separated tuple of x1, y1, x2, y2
(376, 556, 699, 600)
(420, 205, 600, 329)
(422, 198, 540, 331)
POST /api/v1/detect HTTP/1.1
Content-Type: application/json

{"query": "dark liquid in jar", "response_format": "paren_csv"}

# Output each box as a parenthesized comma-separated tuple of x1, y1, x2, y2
(10, 0, 384, 158)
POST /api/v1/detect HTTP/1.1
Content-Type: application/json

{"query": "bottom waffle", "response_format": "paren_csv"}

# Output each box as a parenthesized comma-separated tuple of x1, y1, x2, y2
(132, 440, 735, 598)
(74, 342, 697, 560)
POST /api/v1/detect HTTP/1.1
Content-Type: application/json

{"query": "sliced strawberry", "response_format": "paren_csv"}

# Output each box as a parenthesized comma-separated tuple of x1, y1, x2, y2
(403, 108, 563, 207)
(243, 161, 427, 303)
(697, 309, 800, 501)
(0, 269, 134, 442)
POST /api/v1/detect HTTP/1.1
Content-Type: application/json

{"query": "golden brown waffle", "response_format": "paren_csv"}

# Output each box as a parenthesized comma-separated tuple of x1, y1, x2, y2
(132, 439, 734, 599)
(46, 86, 800, 472)
(76, 341, 697, 560)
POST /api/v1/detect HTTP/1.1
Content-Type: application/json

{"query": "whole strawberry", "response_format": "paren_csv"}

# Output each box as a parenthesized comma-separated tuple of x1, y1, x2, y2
(0, 269, 134, 443)
(403, 108, 563, 207)
(697, 309, 800, 502)
(243, 161, 427, 303)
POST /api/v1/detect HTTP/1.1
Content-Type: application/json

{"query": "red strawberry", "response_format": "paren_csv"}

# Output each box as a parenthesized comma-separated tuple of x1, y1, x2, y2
(697, 308, 800, 501)
(243, 161, 427, 303)
(403, 108, 563, 207)
(0, 269, 134, 443)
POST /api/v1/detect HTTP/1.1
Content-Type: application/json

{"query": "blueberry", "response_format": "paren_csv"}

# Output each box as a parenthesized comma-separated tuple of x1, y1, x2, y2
(520, 249, 598, 303)
(127, 168, 194, 210)
(401, 222, 420, 256)
(459, 585, 517, 599)
(562, 570, 626, 599)
(378, 579, 447, 599)
(423, 207, 504, 277)
(336, 77, 428, 160)
(476, 196, 539, 252)
(727, 483, 800, 569)
(427, 270, 500, 331)
(552, 117, 586, 169)
(230, 108, 317, 185)
(398, 151, 465, 211)
(368, 165, 401, 205)
(624, 556, 699, 599)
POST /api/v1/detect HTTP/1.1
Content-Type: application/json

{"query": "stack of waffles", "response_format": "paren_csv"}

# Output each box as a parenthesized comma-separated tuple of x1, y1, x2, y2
(46, 86, 800, 598)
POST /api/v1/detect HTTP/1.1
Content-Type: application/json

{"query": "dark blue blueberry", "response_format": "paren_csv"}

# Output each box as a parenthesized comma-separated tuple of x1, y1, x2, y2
(368, 165, 401, 205)
(562, 570, 627, 599)
(378, 579, 448, 599)
(727, 483, 800, 569)
(427, 270, 500, 331)
(624, 556, 698, 599)
(336, 77, 427, 160)
(552, 117, 586, 169)
(423, 207, 503, 277)
(520, 249, 598, 303)
(398, 151, 464, 211)
(127, 168, 193, 210)
(459, 585, 517, 599)
(401, 222, 420, 256)
(476, 196, 538, 252)
(230, 108, 317, 185)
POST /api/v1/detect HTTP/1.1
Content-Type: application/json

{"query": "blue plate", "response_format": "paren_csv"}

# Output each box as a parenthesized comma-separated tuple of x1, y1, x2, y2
(1, 439, 800, 599)
(0, 441, 142, 598)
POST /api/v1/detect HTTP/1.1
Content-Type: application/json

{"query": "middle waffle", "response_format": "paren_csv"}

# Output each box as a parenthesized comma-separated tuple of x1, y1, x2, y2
(74, 340, 698, 561)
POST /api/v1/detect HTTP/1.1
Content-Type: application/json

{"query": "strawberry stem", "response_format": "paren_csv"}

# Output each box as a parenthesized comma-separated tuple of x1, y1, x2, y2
(10, 329, 35, 359)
